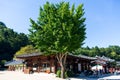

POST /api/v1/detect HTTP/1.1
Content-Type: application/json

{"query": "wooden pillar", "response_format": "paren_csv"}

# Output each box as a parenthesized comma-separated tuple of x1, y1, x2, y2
(8, 66, 11, 71)
(23, 63, 24, 72)
(52, 58, 57, 73)
(49, 60, 52, 73)
(50, 60, 55, 73)
(38, 59, 41, 73)
(54, 61, 57, 73)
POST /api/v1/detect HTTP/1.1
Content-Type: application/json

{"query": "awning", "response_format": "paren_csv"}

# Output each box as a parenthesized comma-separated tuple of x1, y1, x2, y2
(5, 60, 23, 66)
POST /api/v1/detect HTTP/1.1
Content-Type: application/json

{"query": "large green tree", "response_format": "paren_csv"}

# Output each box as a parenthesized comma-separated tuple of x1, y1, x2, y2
(29, 2, 86, 78)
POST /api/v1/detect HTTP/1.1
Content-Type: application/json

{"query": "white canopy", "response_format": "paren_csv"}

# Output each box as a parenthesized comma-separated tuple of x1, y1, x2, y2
(91, 65, 103, 70)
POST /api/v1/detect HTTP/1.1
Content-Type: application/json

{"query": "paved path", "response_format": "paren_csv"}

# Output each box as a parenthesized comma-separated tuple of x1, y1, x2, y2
(0, 71, 120, 80)
(0, 71, 64, 80)
(70, 73, 120, 80)
(98, 75, 120, 80)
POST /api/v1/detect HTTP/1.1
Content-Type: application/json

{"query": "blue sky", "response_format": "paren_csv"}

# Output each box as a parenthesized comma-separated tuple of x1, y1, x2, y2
(0, 0, 120, 48)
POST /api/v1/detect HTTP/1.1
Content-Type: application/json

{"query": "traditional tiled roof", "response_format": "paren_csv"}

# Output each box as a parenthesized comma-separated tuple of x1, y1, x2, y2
(91, 60, 106, 64)
(17, 52, 96, 60)
(69, 54, 96, 60)
(5, 60, 23, 66)
(16, 52, 43, 58)
(95, 55, 115, 62)
(78, 55, 97, 60)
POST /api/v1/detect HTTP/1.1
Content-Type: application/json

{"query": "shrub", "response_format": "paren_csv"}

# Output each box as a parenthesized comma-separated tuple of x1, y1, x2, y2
(56, 70, 74, 78)
(56, 70, 61, 78)
(66, 70, 74, 77)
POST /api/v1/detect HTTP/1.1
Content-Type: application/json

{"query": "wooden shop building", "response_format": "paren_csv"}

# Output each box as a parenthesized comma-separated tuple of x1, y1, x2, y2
(16, 53, 96, 74)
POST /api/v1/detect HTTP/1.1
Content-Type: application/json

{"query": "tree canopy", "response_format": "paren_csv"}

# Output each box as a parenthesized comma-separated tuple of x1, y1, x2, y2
(29, 2, 86, 54)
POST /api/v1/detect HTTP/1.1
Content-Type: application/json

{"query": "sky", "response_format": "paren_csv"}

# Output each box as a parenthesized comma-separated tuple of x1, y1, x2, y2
(0, 0, 120, 48)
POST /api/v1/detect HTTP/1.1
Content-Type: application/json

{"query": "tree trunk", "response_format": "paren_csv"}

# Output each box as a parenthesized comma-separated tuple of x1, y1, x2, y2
(56, 53, 67, 79)
(61, 65, 65, 78)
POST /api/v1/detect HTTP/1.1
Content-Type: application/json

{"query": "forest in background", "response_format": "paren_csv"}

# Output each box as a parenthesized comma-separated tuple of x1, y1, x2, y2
(75, 45, 120, 61)
(0, 22, 29, 66)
